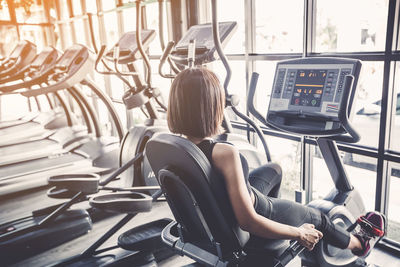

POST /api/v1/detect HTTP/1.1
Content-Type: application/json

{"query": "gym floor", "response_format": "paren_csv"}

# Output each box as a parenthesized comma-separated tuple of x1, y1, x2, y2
(1, 186, 399, 267)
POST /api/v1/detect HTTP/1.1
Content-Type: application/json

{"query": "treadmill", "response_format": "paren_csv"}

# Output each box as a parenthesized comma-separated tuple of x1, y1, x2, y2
(0, 30, 163, 263)
(0, 47, 92, 167)
(0, 47, 71, 147)
(0, 44, 124, 196)
(0, 40, 37, 80)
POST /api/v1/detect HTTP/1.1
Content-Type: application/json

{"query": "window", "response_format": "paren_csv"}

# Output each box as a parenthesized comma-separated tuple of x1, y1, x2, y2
(217, 0, 245, 54)
(390, 62, 400, 151)
(57, 23, 74, 48)
(255, 0, 303, 53)
(72, 0, 82, 16)
(104, 12, 119, 46)
(352, 62, 384, 148)
(211, 60, 247, 111)
(101, 0, 116, 11)
(254, 61, 278, 116)
(388, 162, 400, 242)
(85, 0, 97, 13)
(0, 26, 18, 57)
(15, 0, 46, 23)
(315, 0, 388, 52)
(73, 19, 88, 46)
(0, 0, 10, 20)
(312, 148, 376, 212)
(19, 25, 46, 50)
(269, 136, 301, 201)
(145, 2, 165, 55)
(122, 9, 136, 32)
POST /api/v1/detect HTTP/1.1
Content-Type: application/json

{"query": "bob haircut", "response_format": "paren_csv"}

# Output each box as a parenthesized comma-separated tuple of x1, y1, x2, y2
(167, 67, 225, 138)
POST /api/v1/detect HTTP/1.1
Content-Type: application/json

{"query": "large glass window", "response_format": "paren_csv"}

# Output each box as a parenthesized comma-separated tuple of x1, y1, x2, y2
(254, 61, 278, 115)
(217, 0, 245, 54)
(104, 12, 119, 46)
(211, 60, 247, 104)
(145, 2, 168, 55)
(56, 0, 69, 20)
(72, 0, 82, 16)
(388, 162, 400, 242)
(56, 23, 74, 48)
(268, 136, 301, 202)
(352, 62, 384, 148)
(101, 0, 116, 11)
(19, 25, 46, 50)
(315, 0, 388, 52)
(73, 19, 88, 46)
(15, 0, 46, 23)
(0, 0, 10, 20)
(390, 62, 400, 151)
(122, 8, 136, 32)
(0, 26, 18, 57)
(255, 1, 303, 53)
(312, 148, 376, 212)
(85, 0, 97, 13)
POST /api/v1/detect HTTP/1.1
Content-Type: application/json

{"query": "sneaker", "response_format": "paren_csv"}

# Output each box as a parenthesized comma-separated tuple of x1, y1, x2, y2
(351, 211, 387, 257)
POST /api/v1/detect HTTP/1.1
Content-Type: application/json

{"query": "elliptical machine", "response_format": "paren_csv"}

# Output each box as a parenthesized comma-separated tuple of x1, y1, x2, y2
(158, 21, 273, 170)
(247, 57, 384, 266)
(90, 5, 169, 190)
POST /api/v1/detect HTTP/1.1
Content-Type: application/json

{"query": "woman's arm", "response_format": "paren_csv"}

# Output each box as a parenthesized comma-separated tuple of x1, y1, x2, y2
(212, 143, 322, 250)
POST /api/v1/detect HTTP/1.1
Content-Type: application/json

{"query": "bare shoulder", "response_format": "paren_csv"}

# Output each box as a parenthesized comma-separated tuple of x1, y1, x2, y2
(212, 143, 243, 183)
(212, 142, 240, 163)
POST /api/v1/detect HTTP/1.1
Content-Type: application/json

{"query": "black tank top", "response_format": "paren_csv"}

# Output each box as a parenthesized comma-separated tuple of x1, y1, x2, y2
(196, 139, 252, 195)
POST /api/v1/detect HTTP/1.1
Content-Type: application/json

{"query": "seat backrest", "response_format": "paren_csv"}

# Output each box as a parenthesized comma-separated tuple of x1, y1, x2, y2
(146, 133, 249, 259)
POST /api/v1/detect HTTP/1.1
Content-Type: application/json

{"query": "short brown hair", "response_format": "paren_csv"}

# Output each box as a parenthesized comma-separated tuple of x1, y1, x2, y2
(167, 67, 225, 138)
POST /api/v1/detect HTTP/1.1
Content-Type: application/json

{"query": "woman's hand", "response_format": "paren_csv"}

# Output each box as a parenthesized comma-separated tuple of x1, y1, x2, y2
(296, 223, 323, 251)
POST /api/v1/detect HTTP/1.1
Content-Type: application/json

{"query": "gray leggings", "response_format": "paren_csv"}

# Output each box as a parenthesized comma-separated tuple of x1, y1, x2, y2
(249, 164, 351, 249)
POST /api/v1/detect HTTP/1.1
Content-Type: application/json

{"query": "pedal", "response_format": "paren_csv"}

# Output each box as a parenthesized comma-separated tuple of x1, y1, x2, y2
(48, 173, 100, 194)
(89, 192, 152, 214)
(118, 218, 172, 251)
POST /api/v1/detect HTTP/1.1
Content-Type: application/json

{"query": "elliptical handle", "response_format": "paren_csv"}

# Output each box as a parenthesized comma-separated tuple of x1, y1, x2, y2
(230, 72, 272, 162)
(247, 72, 268, 126)
(188, 39, 196, 68)
(159, 41, 176, 79)
(333, 75, 361, 143)
(211, 0, 231, 96)
(113, 46, 120, 62)
(87, 13, 99, 54)
(136, 0, 152, 88)
(95, 45, 107, 74)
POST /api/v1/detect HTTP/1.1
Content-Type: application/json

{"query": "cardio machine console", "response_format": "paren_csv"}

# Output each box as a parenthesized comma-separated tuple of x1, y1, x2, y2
(105, 30, 156, 64)
(267, 57, 361, 135)
(8, 40, 36, 60)
(171, 21, 237, 66)
(29, 47, 59, 69)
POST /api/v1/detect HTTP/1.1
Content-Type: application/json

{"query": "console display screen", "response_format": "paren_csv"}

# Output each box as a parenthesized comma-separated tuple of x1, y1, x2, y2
(290, 69, 327, 107)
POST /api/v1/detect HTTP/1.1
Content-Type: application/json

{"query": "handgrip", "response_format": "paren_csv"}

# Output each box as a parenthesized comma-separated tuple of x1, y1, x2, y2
(95, 45, 107, 74)
(187, 39, 196, 68)
(113, 46, 120, 62)
(247, 72, 268, 126)
(159, 41, 176, 79)
(335, 75, 361, 143)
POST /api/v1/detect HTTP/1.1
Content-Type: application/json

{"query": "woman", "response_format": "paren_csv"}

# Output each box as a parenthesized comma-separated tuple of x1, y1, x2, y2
(167, 67, 385, 257)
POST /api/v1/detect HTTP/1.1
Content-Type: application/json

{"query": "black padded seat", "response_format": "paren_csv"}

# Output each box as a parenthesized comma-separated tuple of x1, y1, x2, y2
(146, 133, 297, 266)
